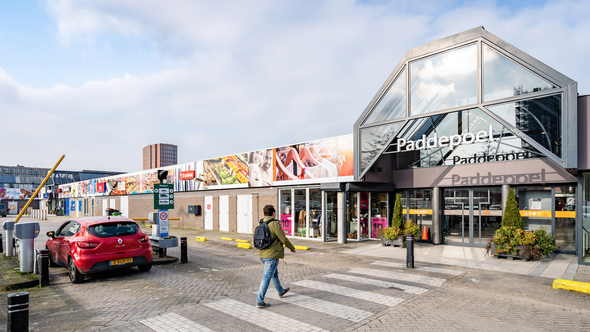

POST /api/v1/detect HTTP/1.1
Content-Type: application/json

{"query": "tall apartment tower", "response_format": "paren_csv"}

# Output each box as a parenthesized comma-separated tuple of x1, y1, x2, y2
(143, 143, 178, 170)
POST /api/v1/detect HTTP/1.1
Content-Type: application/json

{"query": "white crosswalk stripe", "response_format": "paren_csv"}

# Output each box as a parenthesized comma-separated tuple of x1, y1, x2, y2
(264, 291, 374, 322)
(323, 273, 428, 294)
(204, 299, 329, 332)
(293, 279, 404, 307)
(350, 268, 447, 287)
(140, 312, 214, 332)
(371, 261, 464, 276)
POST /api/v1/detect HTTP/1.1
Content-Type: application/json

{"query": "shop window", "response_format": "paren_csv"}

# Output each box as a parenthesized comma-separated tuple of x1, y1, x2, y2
(370, 193, 388, 239)
(363, 68, 406, 125)
(360, 122, 402, 174)
(483, 44, 556, 102)
(516, 187, 552, 233)
(347, 193, 358, 240)
(294, 189, 306, 237)
(410, 44, 477, 116)
(326, 192, 338, 240)
(487, 94, 562, 157)
(309, 189, 322, 239)
(554, 186, 576, 252)
(279, 190, 293, 236)
(582, 174, 590, 263)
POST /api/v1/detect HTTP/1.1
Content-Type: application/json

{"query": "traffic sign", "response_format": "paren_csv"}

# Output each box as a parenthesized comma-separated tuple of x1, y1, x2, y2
(154, 183, 174, 209)
(158, 209, 169, 237)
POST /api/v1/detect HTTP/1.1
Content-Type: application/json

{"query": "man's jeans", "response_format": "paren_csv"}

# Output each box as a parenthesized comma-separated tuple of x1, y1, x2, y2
(256, 258, 284, 303)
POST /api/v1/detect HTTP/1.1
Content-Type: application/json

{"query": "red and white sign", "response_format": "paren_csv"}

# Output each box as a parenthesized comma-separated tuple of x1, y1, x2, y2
(159, 211, 168, 220)
(179, 170, 196, 180)
(206, 204, 211, 211)
(96, 182, 106, 193)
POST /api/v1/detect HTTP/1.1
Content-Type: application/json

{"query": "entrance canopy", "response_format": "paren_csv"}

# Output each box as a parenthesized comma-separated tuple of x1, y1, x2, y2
(354, 27, 578, 180)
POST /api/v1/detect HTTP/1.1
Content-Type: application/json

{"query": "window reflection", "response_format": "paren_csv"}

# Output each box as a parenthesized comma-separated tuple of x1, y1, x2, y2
(483, 44, 555, 102)
(411, 44, 477, 116)
(392, 108, 544, 169)
(363, 68, 406, 125)
(487, 94, 562, 157)
(360, 122, 402, 173)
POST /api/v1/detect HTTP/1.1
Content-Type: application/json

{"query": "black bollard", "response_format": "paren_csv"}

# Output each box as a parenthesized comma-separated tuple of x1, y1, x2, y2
(180, 237, 188, 264)
(0, 233, 3, 253)
(7, 292, 28, 332)
(39, 249, 50, 287)
(406, 234, 414, 269)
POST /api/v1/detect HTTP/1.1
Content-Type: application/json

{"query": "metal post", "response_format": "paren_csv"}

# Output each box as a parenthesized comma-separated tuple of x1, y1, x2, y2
(406, 234, 414, 269)
(39, 249, 50, 287)
(159, 248, 165, 258)
(0, 233, 3, 253)
(7, 292, 28, 332)
(180, 237, 188, 264)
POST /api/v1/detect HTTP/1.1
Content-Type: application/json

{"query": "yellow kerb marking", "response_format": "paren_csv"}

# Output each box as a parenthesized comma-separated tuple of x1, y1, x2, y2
(235, 239, 249, 243)
(221, 237, 234, 241)
(195, 237, 207, 242)
(237, 243, 252, 249)
(553, 279, 590, 294)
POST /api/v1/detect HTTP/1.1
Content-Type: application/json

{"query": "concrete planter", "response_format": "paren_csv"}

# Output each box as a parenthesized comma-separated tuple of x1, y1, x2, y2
(381, 236, 404, 247)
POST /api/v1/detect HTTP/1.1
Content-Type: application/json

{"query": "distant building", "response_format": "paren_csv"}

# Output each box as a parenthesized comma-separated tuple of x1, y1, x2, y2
(143, 143, 178, 170)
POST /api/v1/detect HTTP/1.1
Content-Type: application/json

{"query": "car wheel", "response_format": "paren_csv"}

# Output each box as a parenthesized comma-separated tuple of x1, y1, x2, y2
(138, 264, 152, 272)
(68, 257, 84, 284)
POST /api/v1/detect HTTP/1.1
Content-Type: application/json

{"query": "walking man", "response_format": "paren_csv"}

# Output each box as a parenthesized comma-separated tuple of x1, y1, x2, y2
(256, 204, 296, 308)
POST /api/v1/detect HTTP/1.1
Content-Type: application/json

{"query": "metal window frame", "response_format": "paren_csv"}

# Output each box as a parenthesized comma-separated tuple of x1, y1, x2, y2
(354, 27, 578, 180)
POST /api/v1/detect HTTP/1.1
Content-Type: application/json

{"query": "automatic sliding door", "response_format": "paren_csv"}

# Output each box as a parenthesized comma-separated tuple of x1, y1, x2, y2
(444, 189, 470, 244)
(473, 188, 502, 245)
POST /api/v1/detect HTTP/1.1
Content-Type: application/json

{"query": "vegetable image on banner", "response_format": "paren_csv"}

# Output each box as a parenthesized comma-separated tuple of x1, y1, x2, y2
(203, 154, 248, 186)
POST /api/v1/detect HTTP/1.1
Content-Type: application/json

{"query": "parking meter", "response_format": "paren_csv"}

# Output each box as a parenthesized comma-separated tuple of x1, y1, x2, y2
(15, 222, 40, 273)
(3, 220, 15, 257)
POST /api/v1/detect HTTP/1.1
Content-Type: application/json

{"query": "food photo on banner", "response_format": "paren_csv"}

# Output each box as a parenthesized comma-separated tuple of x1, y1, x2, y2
(275, 136, 353, 181)
(247, 149, 274, 187)
(203, 154, 249, 186)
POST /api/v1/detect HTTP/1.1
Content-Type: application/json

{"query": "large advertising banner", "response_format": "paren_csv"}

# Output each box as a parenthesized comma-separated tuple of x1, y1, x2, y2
(203, 154, 249, 186)
(174, 162, 203, 192)
(0, 188, 33, 200)
(247, 149, 274, 187)
(275, 136, 353, 181)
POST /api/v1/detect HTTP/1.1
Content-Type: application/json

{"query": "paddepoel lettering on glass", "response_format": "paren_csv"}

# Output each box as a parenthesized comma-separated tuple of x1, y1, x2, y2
(452, 151, 532, 165)
(396, 125, 494, 152)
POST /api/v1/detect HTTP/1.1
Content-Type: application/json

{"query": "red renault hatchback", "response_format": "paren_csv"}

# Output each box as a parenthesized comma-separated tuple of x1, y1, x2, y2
(46, 216, 153, 283)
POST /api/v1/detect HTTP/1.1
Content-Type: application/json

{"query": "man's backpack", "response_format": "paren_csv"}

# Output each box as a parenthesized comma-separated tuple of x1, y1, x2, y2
(253, 219, 275, 250)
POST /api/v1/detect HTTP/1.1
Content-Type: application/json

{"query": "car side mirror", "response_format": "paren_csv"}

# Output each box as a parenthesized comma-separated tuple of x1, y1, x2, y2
(46, 231, 55, 239)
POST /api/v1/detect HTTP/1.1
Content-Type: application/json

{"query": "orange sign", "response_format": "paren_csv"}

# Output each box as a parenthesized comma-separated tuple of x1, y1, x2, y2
(179, 170, 196, 180)
(519, 210, 551, 217)
(408, 209, 432, 215)
(555, 211, 576, 218)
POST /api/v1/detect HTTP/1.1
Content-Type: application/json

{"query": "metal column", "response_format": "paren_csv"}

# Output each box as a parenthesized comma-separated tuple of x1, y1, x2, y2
(432, 187, 441, 245)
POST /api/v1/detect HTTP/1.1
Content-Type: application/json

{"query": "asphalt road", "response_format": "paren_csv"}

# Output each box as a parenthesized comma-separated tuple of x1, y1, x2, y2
(1, 215, 589, 331)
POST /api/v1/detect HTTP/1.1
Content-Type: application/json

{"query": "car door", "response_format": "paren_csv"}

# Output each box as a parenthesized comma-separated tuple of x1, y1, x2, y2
(59, 221, 81, 263)
(49, 221, 71, 265)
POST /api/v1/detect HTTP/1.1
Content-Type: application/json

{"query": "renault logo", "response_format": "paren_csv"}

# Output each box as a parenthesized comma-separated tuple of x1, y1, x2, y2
(118, 238, 122, 244)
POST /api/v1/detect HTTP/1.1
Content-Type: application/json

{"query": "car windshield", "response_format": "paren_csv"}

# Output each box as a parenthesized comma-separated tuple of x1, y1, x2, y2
(88, 222, 139, 238)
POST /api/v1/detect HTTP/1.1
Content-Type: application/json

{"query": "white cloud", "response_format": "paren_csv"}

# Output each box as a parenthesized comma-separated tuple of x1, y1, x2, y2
(1, 0, 589, 172)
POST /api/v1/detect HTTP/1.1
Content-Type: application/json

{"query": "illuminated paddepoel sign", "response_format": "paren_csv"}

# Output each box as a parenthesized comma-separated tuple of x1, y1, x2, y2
(396, 125, 495, 152)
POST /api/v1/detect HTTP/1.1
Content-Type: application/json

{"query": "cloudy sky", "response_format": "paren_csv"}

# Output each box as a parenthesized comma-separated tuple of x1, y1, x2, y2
(1, 0, 589, 172)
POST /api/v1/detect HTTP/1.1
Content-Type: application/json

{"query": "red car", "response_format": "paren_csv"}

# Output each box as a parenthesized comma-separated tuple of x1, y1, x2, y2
(46, 216, 153, 283)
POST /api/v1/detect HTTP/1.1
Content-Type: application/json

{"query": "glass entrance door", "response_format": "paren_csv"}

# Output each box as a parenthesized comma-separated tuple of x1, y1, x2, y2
(444, 188, 502, 246)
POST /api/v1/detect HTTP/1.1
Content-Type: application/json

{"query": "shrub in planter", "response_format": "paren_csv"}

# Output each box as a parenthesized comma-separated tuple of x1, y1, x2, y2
(501, 188, 524, 229)
(392, 194, 405, 230)
(486, 226, 555, 260)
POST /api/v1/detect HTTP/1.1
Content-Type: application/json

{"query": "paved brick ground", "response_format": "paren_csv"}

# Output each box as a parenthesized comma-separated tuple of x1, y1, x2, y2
(0, 217, 589, 331)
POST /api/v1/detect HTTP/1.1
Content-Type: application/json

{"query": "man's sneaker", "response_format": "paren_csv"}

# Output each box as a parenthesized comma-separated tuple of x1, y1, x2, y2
(256, 302, 271, 309)
(278, 287, 290, 298)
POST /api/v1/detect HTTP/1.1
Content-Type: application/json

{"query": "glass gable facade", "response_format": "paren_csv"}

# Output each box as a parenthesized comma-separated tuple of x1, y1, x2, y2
(355, 28, 574, 179)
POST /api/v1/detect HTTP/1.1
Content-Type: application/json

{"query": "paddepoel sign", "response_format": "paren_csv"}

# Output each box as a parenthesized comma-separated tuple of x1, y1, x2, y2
(395, 125, 495, 152)
(179, 170, 196, 180)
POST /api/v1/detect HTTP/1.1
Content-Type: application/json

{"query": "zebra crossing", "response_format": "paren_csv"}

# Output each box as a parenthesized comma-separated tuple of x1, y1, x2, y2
(140, 260, 461, 332)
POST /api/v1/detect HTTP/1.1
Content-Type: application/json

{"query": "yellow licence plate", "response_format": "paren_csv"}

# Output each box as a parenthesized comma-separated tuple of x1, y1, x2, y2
(110, 258, 133, 266)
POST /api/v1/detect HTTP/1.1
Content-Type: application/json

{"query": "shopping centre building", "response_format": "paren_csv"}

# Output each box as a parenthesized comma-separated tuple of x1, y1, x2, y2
(47, 27, 590, 265)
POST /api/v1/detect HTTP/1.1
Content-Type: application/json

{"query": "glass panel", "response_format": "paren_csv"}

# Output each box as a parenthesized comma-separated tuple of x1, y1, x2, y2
(370, 193, 388, 239)
(309, 189, 322, 239)
(347, 193, 358, 240)
(444, 189, 469, 243)
(516, 187, 552, 233)
(473, 188, 502, 245)
(392, 108, 544, 169)
(483, 44, 556, 102)
(326, 192, 338, 240)
(363, 69, 406, 125)
(411, 44, 477, 116)
(279, 190, 293, 236)
(409, 189, 432, 241)
(294, 189, 307, 237)
(359, 192, 369, 239)
(555, 185, 576, 252)
(487, 95, 562, 157)
(583, 174, 590, 262)
(360, 122, 402, 173)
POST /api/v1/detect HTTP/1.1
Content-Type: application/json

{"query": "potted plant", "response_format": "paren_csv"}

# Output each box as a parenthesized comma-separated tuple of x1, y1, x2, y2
(487, 225, 556, 261)
(404, 219, 422, 243)
(379, 194, 405, 247)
